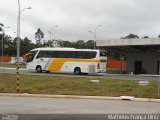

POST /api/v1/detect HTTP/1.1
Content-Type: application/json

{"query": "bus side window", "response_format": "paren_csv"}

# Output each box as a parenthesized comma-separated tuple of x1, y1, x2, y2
(64, 51, 75, 58)
(36, 51, 46, 59)
(46, 51, 53, 58)
(84, 51, 97, 59)
(75, 51, 84, 58)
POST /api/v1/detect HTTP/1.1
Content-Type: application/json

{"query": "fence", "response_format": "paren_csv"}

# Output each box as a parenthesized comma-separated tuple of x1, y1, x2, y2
(107, 60, 127, 69)
(0, 56, 11, 62)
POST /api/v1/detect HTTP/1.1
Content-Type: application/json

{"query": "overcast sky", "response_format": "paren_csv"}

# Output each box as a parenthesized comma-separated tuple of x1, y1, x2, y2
(1, 0, 160, 42)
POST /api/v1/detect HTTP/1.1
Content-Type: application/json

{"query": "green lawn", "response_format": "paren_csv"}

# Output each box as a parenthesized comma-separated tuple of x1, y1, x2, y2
(106, 68, 125, 74)
(0, 73, 159, 98)
(0, 63, 26, 68)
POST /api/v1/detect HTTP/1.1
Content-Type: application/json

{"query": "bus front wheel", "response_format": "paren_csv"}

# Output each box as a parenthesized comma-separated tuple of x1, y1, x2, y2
(74, 67, 81, 75)
(36, 66, 42, 73)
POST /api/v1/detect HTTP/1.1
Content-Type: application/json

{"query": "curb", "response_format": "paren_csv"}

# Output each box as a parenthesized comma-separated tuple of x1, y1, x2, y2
(0, 93, 159, 103)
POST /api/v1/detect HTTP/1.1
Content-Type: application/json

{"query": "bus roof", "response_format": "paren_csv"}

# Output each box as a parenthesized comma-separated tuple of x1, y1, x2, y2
(31, 47, 99, 52)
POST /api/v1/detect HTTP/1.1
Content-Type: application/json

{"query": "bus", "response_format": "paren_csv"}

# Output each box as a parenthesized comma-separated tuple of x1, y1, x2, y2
(25, 47, 107, 75)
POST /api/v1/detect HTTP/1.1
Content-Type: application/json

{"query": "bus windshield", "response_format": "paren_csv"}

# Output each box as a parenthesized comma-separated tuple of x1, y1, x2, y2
(25, 50, 37, 63)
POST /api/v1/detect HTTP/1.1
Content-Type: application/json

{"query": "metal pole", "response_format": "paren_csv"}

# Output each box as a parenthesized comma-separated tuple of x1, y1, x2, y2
(49, 25, 58, 47)
(0, 24, 4, 66)
(158, 62, 160, 96)
(16, 0, 20, 93)
(89, 25, 101, 50)
(94, 33, 96, 50)
(16, 0, 31, 93)
(94, 25, 101, 49)
(89, 31, 95, 49)
(1, 27, 10, 74)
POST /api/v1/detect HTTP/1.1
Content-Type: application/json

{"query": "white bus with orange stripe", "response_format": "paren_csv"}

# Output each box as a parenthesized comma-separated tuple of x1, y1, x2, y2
(25, 48, 107, 75)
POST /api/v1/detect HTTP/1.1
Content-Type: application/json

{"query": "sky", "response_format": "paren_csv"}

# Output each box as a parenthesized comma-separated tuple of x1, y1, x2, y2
(1, 0, 160, 42)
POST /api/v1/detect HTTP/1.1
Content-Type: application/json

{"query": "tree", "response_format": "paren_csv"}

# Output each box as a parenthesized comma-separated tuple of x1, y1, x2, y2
(35, 28, 44, 45)
(59, 40, 74, 48)
(85, 40, 94, 49)
(20, 37, 36, 55)
(43, 40, 54, 47)
(0, 23, 4, 32)
(74, 40, 86, 49)
(3, 35, 12, 56)
(121, 34, 139, 39)
(0, 23, 4, 52)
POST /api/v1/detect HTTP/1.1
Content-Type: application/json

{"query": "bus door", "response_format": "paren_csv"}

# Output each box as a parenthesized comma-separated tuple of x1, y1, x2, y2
(35, 51, 52, 71)
(99, 50, 107, 72)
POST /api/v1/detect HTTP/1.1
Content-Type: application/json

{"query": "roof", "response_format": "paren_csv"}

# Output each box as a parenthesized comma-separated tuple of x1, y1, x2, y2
(31, 47, 99, 52)
(96, 38, 160, 47)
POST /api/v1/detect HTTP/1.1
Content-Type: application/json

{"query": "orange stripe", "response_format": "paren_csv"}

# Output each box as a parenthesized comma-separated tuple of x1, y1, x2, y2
(48, 58, 101, 71)
(100, 60, 106, 62)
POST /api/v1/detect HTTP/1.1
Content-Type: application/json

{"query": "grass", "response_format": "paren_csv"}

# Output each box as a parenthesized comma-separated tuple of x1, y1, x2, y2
(106, 68, 125, 74)
(0, 73, 159, 98)
(0, 63, 26, 68)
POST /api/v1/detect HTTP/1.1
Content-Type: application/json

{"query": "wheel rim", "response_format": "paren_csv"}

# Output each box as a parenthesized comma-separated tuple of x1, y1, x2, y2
(76, 70, 79, 74)
(37, 66, 42, 72)
(75, 68, 80, 75)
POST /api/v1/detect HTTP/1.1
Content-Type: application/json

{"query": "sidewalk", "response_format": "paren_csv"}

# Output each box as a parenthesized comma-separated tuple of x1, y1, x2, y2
(0, 93, 159, 103)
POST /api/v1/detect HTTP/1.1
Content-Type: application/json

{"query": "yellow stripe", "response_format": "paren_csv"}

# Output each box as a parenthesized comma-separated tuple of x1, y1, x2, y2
(48, 58, 101, 71)
(100, 60, 106, 62)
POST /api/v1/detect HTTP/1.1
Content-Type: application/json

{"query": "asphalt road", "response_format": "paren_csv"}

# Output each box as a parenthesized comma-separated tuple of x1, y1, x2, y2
(0, 96, 160, 114)
(0, 67, 159, 80)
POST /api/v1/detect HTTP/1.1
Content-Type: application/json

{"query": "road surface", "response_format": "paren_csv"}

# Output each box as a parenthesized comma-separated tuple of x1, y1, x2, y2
(0, 67, 159, 80)
(0, 96, 159, 114)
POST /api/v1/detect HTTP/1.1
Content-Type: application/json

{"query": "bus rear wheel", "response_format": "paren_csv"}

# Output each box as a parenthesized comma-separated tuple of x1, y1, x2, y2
(74, 67, 81, 75)
(36, 66, 42, 73)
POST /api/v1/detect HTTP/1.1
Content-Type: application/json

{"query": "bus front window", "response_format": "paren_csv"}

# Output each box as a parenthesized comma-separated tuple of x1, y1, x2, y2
(27, 54, 34, 63)
(25, 50, 38, 63)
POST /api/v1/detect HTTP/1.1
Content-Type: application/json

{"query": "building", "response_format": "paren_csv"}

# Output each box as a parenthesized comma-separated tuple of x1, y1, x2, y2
(97, 38, 160, 75)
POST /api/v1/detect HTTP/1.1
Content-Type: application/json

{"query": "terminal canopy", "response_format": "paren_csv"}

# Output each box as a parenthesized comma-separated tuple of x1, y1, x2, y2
(96, 38, 160, 52)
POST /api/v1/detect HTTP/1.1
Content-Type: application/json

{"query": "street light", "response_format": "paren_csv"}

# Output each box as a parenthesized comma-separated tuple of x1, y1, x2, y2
(48, 25, 58, 47)
(17, 0, 32, 93)
(48, 25, 58, 41)
(0, 26, 10, 64)
(0, 25, 10, 81)
(89, 25, 101, 49)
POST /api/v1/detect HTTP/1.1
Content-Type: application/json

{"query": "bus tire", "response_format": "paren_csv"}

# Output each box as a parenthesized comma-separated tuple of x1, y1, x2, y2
(74, 67, 81, 75)
(36, 65, 42, 73)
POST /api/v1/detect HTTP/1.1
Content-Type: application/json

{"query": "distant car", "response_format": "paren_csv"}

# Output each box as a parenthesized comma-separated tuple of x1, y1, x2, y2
(9, 61, 16, 64)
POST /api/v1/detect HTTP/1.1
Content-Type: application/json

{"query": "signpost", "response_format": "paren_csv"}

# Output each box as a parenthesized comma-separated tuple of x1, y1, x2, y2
(158, 63, 160, 96)
(120, 56, 125, 74)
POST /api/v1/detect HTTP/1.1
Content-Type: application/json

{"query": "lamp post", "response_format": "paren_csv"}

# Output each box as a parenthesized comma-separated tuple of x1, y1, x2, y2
(17, 0, 32, 93)
(0, 26, 10, 64)
(89, 25, 101, 49)
(48, 25, 58, 41)
(0, 25, 10, 81)
(48, 25, 58, 47)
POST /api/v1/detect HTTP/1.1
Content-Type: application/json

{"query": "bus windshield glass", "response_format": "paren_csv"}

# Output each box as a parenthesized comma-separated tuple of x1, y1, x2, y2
(26, 50, 38, 63)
